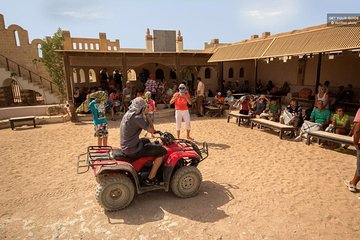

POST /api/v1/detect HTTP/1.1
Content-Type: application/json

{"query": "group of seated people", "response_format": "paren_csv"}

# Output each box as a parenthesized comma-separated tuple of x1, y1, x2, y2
(232, 94, 353, 148)
(206, 90, 236, 116)
(233, 94, 282, 121)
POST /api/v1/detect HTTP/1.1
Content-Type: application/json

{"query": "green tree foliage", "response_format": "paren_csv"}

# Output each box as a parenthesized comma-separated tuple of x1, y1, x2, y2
(40, 28, 66, 100)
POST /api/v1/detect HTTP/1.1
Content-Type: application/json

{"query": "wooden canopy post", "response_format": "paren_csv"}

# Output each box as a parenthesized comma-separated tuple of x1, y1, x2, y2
(315, 53, 322, 94)
(63, 53, 78, 122)
(254, 59, 258, 92)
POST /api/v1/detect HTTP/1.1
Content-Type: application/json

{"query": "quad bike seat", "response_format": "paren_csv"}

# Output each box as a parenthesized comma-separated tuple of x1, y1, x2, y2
(111, 149, 138, 163)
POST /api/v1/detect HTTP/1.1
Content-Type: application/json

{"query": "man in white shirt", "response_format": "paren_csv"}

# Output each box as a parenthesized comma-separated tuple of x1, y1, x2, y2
(196, 77, 205, 117)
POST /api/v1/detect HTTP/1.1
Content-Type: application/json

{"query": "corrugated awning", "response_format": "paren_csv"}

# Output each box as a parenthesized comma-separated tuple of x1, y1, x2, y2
(208, 24, 360, 62)
(208, 38, 273, 62)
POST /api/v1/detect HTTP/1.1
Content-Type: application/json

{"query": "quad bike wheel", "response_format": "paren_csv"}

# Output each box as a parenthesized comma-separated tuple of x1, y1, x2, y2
(171, 166, 202, 198)
(96, 174, 135, 211)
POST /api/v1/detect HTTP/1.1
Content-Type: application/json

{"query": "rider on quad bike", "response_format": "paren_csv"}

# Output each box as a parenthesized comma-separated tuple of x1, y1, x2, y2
(119, 97, 166, 186)
(77, 98, 208, 211)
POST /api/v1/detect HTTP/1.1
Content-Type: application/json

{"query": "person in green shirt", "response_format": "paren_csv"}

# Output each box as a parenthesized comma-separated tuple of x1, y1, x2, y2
(331, 106, 351, 135)
(295, 100, 331, 141)
(268, 97, 281, 122)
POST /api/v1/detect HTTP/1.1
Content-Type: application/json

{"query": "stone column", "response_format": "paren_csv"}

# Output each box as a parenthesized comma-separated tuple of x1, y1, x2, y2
(176, 30, 183, 52)
(145, 28, 153, 52)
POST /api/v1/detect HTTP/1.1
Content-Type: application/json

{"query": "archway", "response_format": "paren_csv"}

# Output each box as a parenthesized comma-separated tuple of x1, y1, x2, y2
(155, 68, 164, 80)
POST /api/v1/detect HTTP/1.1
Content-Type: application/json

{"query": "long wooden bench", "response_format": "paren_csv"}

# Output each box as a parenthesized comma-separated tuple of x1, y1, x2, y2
(205, 106, 222, 117)
(306, 130, 353, 146)
(9, 116, 36, 130)
(250, 118, 295, 139)
(227, 112, 251, 126)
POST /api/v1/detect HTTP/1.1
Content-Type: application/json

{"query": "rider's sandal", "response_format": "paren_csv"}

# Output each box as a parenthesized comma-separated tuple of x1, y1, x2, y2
(144, 178, 160, 186)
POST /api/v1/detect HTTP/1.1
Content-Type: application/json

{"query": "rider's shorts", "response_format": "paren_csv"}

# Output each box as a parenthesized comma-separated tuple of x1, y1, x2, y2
(131, 138, 167, 158)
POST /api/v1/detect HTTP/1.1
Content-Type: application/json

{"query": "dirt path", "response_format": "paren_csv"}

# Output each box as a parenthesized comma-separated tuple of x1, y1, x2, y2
(0, 117, 359, 239)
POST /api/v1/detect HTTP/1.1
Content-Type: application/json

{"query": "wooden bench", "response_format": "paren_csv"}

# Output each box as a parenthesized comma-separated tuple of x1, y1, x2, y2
(306, 130, 353, 146)
(9, 116, 36, 130)
(205, 106, 222, 117)
(227, 112, 251, 126)
(250, 118, 296, 139)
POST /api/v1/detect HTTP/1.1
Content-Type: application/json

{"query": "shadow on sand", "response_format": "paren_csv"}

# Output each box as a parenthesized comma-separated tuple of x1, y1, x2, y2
(192, 140, 230, 150)
(105, 181, 235, 225)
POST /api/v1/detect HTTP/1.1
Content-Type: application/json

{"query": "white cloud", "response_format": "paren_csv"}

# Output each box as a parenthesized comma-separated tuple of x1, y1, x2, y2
(237, 0, 300, 27)
(57, 9, 109, 20)
(246, 10, 284, 20)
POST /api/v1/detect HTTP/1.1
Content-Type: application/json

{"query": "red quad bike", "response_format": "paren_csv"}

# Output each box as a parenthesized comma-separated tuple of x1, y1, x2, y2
(77, 131, 208, 211)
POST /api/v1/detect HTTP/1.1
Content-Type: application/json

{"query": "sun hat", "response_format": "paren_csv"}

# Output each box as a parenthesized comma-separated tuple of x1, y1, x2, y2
(89, 91, 107, 102)
(144, 91, 151, 100)
(178, 83, 186, 89)
(179, 84, 186, 94)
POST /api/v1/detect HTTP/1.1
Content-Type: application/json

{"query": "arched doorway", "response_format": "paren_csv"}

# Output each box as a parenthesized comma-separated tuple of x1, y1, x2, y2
(155, 68, 164, 80)
(182, 67, 195, 94)
(11, 80, 22, 103)
(138, 68, 150, 85)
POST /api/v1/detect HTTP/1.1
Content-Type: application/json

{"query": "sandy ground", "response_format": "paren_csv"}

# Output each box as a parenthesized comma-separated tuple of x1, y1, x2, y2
(0, 114, 360, 240)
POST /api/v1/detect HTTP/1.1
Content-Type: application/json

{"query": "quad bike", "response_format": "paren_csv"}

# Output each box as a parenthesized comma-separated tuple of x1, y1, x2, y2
(77, 131, 208, 211)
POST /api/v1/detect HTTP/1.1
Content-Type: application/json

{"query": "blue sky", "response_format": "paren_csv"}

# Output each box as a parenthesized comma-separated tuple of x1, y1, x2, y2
(1, 0, 359, 49)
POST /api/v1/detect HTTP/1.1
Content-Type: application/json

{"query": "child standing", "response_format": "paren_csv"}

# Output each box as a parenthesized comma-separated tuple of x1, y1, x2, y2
(88, 91, 108, 146)
(144, 91, 156, 137)
(108, 89, 117, 121)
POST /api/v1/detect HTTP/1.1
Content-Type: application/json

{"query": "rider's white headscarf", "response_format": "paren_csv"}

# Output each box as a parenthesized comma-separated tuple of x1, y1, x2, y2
(123, 97, 147, 121)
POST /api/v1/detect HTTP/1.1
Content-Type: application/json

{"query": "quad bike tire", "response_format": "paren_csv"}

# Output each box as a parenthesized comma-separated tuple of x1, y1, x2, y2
(171, 166, 202, 198)
(96, 174, 135, 211)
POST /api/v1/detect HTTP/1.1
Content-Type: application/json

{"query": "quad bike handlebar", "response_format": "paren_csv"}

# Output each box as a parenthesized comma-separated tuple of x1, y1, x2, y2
(154, 130, 208, 162)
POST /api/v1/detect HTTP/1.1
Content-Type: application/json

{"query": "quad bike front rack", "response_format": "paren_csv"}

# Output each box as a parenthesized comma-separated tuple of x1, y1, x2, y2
(175, 139, 209, 162)
(77, 146, 116, 174)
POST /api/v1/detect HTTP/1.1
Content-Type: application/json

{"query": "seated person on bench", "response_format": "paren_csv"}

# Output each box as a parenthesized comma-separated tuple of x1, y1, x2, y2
(325, 106, 351, 135)
(294, 100, 331, 141)
(234, 95, 249, 115)
(280, 98, 303, 131)
(214, 92, 225, 108)
(325, 106, 352, 152)
(259, 97, 281, 122)
(248, 95, 257, 117)
(255, 95, 269, 119)
(208, 92, 224, 116)
(223, 90, 235, 110)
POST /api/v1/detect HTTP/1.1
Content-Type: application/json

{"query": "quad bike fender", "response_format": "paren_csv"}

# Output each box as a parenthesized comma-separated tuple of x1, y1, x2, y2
(162, 152, 199, 192)
(163, 166, 174, 192)
(96, 163, 141, 193)
(164, 152, 199, 167)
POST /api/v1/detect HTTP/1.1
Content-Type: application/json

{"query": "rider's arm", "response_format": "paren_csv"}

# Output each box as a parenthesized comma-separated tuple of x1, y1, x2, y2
(145, 114, 155, 133)
(144, 105, 155, 134)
